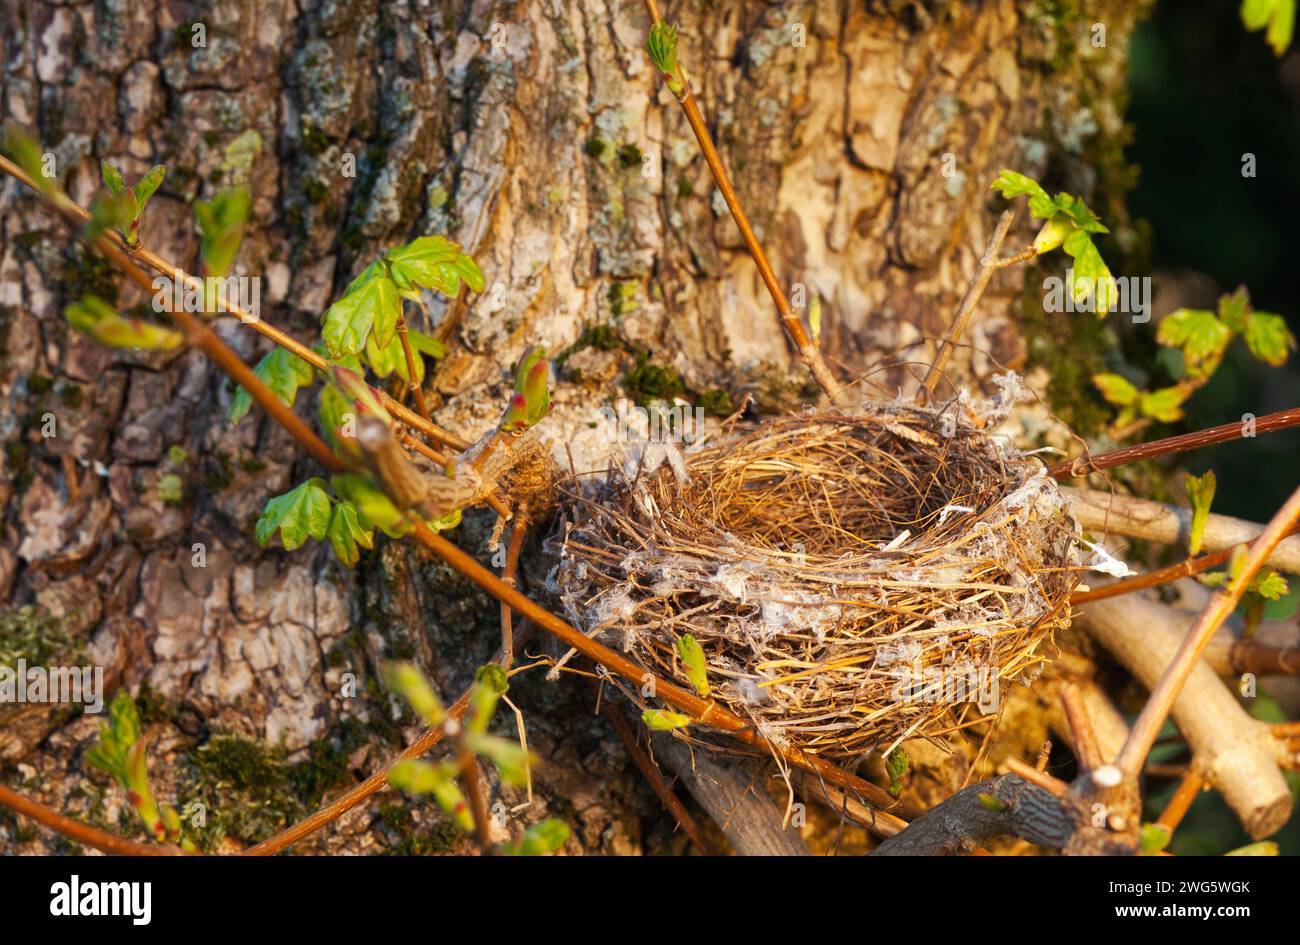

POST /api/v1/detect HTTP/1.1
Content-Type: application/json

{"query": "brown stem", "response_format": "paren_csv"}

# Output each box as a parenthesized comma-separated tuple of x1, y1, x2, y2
(1048, 406, 1300, 480)
(395, 314, 432, 422)
(0, 155, 345, 474)
(457, 742, 494, 851)
(1114, 483, 1300, 779)
(0, 782, 186, 856)
(641, 5, 845, 406)
(1155, 770, 1204, 835)
(499, 514, 528, 670)
(600, 703, 716, 853)
(922, 210, 1016, 398)
(1060, 684, 1103, 773)
(0, 153, 469, 452)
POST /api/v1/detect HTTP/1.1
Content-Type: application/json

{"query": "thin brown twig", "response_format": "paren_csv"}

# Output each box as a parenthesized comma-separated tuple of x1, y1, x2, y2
(1048, 406, 1300, 480)
(0, 152, 469, 452)
(1004, 756, 1069, 798)
(1155, 769, 1204, 835)
(458, 742, 494, 851)
(499, 514, 528, 670)
(395, 314, 432, 422)
(921, 210, 1016, 398)
(1060, 684, 1103, 772)
(640, 4, 845, 405)
(600, 702, 716, 853)
(1115, 483, 1300, 779)
(0, 782, 186, 856)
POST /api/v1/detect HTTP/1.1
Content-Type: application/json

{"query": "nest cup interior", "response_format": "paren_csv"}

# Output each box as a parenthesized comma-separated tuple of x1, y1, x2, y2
(557, 402, 1080, 759)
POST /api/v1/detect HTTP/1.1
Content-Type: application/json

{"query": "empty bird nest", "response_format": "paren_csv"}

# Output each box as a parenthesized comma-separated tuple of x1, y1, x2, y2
(553, 387, 1082, 760)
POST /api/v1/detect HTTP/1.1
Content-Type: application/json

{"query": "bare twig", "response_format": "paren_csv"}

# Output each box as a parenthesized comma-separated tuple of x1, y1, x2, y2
(1049, 406, 1300, 480)
(1113, 484, 1300, 782)
(0, 782, 185, 856)
(640, 4, 845, 405)
(395, 314, 432, 423)
(1155, 770, 1204, 836)
(921, 210, 1016, 398)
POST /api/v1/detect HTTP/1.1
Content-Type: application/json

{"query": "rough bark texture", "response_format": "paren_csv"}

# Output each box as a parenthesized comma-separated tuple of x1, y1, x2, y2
(0, 0, 1147, 854)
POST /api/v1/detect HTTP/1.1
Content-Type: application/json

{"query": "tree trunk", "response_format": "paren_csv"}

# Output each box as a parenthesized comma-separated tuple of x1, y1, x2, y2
(0, 0, 1148, 854)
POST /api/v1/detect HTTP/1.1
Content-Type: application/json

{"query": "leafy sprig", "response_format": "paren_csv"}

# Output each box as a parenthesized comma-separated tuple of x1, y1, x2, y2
(100, 161, 166, 247)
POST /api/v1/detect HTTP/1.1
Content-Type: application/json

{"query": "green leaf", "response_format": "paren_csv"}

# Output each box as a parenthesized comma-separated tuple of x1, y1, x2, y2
(1139, 823, 1171, 855)
(1063, 229, 1113, 312)
(1184, 470, 1216, 556)
(325, 499, 373, 567)
(321, 261, 401, 357)
(384, 662, 445, 725)
(1250, 568, 1289, 601)
(100, 161, 127, 196)
(254, 478, 332, 551)
(65, 295, 183, 351)
(1241, 311, 1296, 367)
(1139, 386, 1189, 424)
(990, 169, 1054, 219)
(1092, 373, 1138, 407)
(1032, 216, 1073, 254)
(512, 346, 551, 426)
(1217, 286, 1251, 332)
(2, 125, 53, 192)
(84, 690, 142, 785)
(500, 393, 530, 433)
(194, 186, 251, 278)
(318, 381, 358, 459)
(646, 22, 681, 77)
(330, 364, 392, 423)
(976, 792, 1006, 813)
(1050, 192, 1108, 235)
(1225, 840, 1279, 856)
(885, 747, 909, 797)
(468, 664, 509, 734)
(1241, 0, 1295, 55)
(502, 818, 570, 856)
(332, 473, 410, 538)
(384, 236, 484, 298)
(466, 731, 533, 786)
(1157, 308, 1232, 376)
(677, 633, 709, 697)
(228, 346, 315, 424)
(132, 165, 166, 212)
(641, 709, 691, 731)
(389, 759, 473, 831)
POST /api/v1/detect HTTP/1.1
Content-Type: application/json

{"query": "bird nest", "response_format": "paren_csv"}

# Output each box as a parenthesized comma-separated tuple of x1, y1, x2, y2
(555, 397, 1081, 759)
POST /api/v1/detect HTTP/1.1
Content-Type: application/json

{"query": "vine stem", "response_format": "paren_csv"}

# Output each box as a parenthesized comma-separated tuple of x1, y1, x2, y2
(1048, 405, 1300, 480)
(394, 314, 433, 422)
(1113, 483, 1300, 779)
(0, 153, 468, 452)
(639, 3, 847, 406)
(0, 154, 345, 473)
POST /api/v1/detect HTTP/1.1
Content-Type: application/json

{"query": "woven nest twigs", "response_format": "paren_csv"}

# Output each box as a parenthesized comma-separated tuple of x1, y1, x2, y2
(556, 400, 1081, 760)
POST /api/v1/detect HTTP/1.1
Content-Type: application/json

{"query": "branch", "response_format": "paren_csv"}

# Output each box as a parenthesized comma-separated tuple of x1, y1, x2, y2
(1048, 406, 1300, 480)
(0, 782, 185, 856)
(0, 152, 468, 452)
(870, 774, 1074, 856)
(1082, 591, 1293, 838)
(1064, 486, 1300, 573)
(640, 5, 846, 405)
(921, 210, 1016, 398)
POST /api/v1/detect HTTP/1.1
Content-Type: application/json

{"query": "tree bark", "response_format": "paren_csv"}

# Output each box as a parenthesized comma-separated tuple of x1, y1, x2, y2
(0, 0, 1149, 853)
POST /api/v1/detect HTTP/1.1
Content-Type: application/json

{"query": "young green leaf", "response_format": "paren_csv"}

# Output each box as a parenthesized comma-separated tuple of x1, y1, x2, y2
(1092, 373, 1139, 407)
(133, 165, 166, 213)
(1241, 0, 1295, 56)
(512, 346, 552, 426)
(502, 818, 570, 856)
(1139, 822, 1172, 855)
(330, 364, 392, 422)
(384, 661, 445, 725)
(2, 125, 54, 192)
(976, 792, 1006, 813)
(1241, 310, 1296, 367)
(641, 709, 691, 731)
(1250, 568, 1289, 601)
(1157, 308, 1232, 376)
(389, 759, 474, 831)
(990, 170, 1054, 219)
(254, 478, 333, 551)
(194, 186, 251, 278)
(101, 160, 127, 197)
(64, 295, 183, 351)
(325, 499, 374, 567)
(385, 236, 484, 297)
(468, 664, 509, 734)
(646, 22, 684, 96)
(500, 392, 530, 433)
(228, 346, 315, 424)
(321, 261, 401, 358)
(332, 473, 411, 538)
(1063, 229, 1113, 312)
(466, 731, 533, 787)
(677, 633, 710, 697)
(885, 747, 909, 797)
(1139, 386, 1189, 424)
(1184, 470, 1217, 556)
(85, 691, 168, 842)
